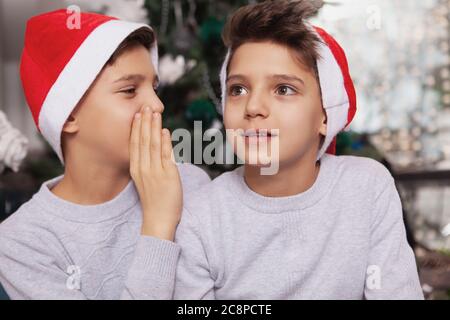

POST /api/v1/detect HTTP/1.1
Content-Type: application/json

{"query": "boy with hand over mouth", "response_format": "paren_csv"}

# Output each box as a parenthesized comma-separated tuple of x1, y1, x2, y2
(0, 9, 209, 299)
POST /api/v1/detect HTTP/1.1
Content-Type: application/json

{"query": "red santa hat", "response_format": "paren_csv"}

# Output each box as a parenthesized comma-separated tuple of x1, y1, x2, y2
(20, 9, 159, 163)
(219, 25, 357, 160)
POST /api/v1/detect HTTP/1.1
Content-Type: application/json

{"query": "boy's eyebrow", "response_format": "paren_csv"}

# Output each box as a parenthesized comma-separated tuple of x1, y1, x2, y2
(113, 74, 145, 83)
(226, 74, 305, 86)
(270, 74, 305, 86)
(226, 74, 246, 83)
(113, 74, 160, 86)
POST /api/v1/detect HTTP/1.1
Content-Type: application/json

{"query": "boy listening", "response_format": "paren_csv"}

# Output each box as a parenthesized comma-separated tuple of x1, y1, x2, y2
(172, 0, 423, 300)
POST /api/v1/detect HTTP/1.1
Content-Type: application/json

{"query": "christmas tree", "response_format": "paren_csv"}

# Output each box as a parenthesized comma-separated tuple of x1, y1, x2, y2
(144, 0, 267, 174)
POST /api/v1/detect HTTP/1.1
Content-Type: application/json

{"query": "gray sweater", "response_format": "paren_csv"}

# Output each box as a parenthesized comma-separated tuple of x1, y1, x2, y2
(174, 155, 424, 300)
(0, 163, 210, 300)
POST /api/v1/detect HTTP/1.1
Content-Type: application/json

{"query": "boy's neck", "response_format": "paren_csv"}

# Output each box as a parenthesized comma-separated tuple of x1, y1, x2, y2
(244, 151, 321, 198)
(51, 160, 131, 206)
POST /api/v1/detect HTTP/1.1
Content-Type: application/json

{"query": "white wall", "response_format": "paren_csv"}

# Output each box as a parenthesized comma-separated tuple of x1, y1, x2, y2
(0, 0, 62, 152)
(0, 0, 4, 116)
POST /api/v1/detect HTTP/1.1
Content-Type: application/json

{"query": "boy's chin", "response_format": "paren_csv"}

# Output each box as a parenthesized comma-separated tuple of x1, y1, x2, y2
(242, 153, 280, 170)
(243, 160, 274, 168)
(243, 160, 281, 176)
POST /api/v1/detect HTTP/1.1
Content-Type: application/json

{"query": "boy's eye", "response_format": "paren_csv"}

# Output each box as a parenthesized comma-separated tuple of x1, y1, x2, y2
(276, 85, 297, 96)
(229, 85, 248, 96)
(120, 87, 136, 95)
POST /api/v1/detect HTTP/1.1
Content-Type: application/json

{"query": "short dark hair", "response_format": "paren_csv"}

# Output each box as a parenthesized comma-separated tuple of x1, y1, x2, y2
(222, 0, 322, 80)
(107, 27, 156, 65)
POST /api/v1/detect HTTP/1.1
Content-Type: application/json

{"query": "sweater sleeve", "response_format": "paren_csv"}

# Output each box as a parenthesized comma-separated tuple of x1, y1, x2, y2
(173, 207, 216, 300)
(120, 235, 180, 300)
(364, 176, 424, 300)
(0, 230, 86, 300)
(0, 230, 180, 300)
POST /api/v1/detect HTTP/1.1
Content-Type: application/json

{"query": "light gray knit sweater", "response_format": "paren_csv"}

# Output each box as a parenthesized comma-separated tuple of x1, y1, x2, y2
(0, 163, 210, 300)
(174, 155, 424, 300)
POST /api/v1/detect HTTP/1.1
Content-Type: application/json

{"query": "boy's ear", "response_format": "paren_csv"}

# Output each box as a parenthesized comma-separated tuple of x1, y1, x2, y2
(319, 109, 327, 136)
(62, 114, 79, 134)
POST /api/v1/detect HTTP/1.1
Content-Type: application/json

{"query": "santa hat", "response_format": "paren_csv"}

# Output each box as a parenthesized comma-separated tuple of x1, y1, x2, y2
(20, 9, 159, 163)
(219, 25, 357, 160)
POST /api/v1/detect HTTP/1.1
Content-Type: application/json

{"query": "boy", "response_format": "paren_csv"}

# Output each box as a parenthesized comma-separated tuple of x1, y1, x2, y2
(172, 1, 424, 299)
(0, 9, 209, 299)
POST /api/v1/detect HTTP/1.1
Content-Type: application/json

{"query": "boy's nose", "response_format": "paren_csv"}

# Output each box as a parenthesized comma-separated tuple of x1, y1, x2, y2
(245, 94, 269, 119)
(151, 99, 164, 113)
(141, 101, 164, 114)
(141, 87, 164, 114)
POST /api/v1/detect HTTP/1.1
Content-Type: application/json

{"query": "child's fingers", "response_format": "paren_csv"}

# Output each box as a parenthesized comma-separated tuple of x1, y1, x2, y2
(162, 128, 175, 170)
(140, 107, 152, 173)
(130, 112, 142, 180)
(150, 112, 162, 170)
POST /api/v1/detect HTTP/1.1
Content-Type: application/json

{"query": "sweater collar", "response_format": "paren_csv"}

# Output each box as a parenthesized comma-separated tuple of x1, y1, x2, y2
(228, 154, 338, 213)
(33, 175, 139, 223)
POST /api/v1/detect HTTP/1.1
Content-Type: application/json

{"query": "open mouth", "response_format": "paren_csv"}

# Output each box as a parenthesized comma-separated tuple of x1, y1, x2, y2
(240, 129, 279, 138)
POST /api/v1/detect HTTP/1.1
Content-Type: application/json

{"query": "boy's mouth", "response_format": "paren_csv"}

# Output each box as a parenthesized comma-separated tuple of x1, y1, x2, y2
(240, 129, 278, 137)
(239, 129, 279, 142)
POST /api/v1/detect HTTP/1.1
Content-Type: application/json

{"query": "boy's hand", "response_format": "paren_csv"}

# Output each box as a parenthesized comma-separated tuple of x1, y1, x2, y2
(130, 107, 182, 241)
